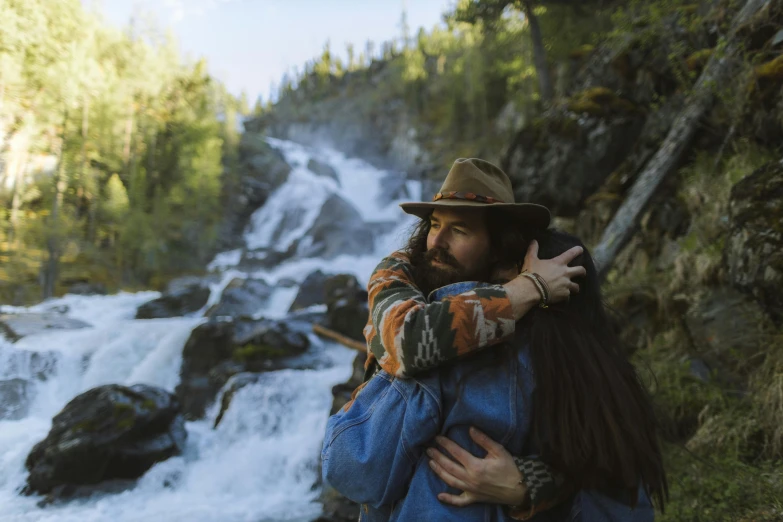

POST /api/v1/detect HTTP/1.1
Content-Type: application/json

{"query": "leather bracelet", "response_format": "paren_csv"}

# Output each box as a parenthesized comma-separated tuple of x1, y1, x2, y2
(520, 272, 549, 308)
(532, 273, 551, 301)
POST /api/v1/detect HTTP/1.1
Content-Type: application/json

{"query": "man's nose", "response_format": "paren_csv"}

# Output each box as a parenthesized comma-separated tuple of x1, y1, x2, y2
(431, 228, 448, 249)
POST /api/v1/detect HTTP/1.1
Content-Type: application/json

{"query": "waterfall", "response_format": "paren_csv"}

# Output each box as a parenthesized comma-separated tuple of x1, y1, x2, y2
(0, 139, 421, 522)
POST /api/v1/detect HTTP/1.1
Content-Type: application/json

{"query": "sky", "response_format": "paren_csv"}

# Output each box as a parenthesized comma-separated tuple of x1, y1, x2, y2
(94, 0, 453, 103)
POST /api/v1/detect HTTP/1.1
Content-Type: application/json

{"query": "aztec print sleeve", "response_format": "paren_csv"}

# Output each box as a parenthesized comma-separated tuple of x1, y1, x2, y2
(507, 456, 571, 520)
(362, 251, 516, 378)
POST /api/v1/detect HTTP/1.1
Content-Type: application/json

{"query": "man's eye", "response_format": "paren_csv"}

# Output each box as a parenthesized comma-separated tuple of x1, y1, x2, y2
(454, 228, 466, 235)
(430, 223, 440, 230)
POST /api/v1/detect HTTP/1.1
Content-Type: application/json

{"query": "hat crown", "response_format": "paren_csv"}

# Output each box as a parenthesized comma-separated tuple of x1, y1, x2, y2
(438, 158, 515, 203)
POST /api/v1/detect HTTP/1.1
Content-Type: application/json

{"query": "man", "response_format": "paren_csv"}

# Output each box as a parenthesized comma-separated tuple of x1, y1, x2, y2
(325, 158, 585, 519)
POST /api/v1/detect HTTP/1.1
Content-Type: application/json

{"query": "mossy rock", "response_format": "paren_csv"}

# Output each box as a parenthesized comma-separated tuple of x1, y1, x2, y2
(232, 342, 289, 363)
(566, 87, 639, 118)
(754, 54, 783, 81)
(686, 48, 713, 71)
(726, 161, 783, 319)
(25, 384, 185, 497)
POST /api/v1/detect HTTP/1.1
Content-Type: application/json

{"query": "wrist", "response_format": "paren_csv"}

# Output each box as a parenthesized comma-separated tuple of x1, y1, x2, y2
(506, 480, 529, 507)
(502, 276, 541, 320)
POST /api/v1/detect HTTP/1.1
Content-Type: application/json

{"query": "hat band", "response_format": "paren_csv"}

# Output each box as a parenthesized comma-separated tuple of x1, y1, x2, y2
(433, 191, 504, 204)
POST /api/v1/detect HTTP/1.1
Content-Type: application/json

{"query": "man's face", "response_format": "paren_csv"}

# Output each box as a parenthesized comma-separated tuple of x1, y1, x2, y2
(415, 207, 493, 294)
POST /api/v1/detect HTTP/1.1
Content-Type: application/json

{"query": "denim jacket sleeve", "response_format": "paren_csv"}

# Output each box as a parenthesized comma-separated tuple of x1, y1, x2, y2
(321, 369, 441, 508)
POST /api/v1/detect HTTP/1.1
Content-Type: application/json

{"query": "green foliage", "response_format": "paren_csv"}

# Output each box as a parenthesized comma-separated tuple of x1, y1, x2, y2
(660, 444, 783, 521)
(0, 1, 241, 302)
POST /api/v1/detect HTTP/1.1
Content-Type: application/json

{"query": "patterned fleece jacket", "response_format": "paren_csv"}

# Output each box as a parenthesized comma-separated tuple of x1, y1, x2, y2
(346, 250, 568, 519)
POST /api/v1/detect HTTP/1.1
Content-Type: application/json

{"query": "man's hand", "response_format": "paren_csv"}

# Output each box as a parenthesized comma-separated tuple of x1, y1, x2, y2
(521, 240, 585, 303)
(426, 427, 528, 507)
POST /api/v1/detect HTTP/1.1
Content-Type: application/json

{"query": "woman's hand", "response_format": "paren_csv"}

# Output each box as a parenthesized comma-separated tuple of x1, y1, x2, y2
(521, 240, 586, 303)
(426, 427, 528, 507)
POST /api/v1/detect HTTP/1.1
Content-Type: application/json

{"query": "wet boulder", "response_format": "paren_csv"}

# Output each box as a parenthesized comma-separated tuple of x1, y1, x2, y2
(307, 158, 340, 185)
(375, 171, 410, 207)
(244, 142, 291, 190)
(324, 275, 368, 342)
(0, 313, 91, 342)
(23, 384, 185, 498)
(316, 487, 360, 522)
(296, 194, 375, 259)
(176, 317, 311, 419)
(135, 281, 211, 319)
(205, 277, 272, 318)
(725, 161, 783, 319)
(288, 270, 333, 312)
(330, 352, 368, 415)
(175, 320, 236, 420)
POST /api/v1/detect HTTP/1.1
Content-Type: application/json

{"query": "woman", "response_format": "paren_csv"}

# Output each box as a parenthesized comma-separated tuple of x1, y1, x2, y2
(322, 229, 667, 520)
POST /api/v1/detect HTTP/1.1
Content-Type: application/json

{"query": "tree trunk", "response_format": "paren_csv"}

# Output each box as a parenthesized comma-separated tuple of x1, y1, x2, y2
(9, 141, 30, 246)
(43, 111, 69, 299)
(522, 0, 554, 103)
(122, 104, 134, 170)
(81, 98, 98, 242)
(592, 0, 771, 278)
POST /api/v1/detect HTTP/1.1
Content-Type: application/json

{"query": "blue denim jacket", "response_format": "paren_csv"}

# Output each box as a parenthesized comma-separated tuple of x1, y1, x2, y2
(322, 282, 655, 522)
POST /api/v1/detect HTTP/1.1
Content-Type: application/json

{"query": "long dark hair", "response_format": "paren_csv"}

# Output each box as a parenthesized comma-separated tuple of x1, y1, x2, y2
(404, 215, 667, 508)
(523, 229, 667, 509)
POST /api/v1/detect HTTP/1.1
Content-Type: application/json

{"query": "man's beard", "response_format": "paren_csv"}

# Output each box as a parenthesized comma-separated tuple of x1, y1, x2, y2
(412, 248, 491, 297)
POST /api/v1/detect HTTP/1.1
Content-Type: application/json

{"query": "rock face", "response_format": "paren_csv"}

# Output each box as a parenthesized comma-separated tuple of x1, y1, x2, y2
(376, 171, 410, 207)
(216, 136, 292, 250)
(324, 275, 369, 342)
(205, 277, 272, 318)
(504, 99, 645, 217)
(288, 270, 332, 312)
(330, 352, 368, 415)
(297, 194, 375, 259)
(0, 313, 91, 342)
(176, 318, 310, 419)
(135, 282, 211, 319)
(726, 161, 783, 319)
(684, 287, 774, 376)
(24, 384, 185, 497)
(307, 158, 340, 184)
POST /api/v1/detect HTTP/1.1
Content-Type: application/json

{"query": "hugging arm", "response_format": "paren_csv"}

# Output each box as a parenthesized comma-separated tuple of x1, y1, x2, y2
(363, 242, 585, 379)
(321, 371, 440, 508)
(363, 251, 516, 378)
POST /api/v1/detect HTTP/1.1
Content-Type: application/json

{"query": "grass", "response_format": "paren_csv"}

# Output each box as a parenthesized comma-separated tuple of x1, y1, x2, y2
(605, 142, 783, 519)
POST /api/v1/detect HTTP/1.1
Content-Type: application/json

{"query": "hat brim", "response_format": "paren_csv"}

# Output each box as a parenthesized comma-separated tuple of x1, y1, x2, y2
(399, 199, 551, 230)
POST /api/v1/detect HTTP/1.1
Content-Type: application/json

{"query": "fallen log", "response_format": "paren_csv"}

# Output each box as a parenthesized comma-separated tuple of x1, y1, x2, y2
(592, 0, 773, 278)
(312, 323, 366, 353)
